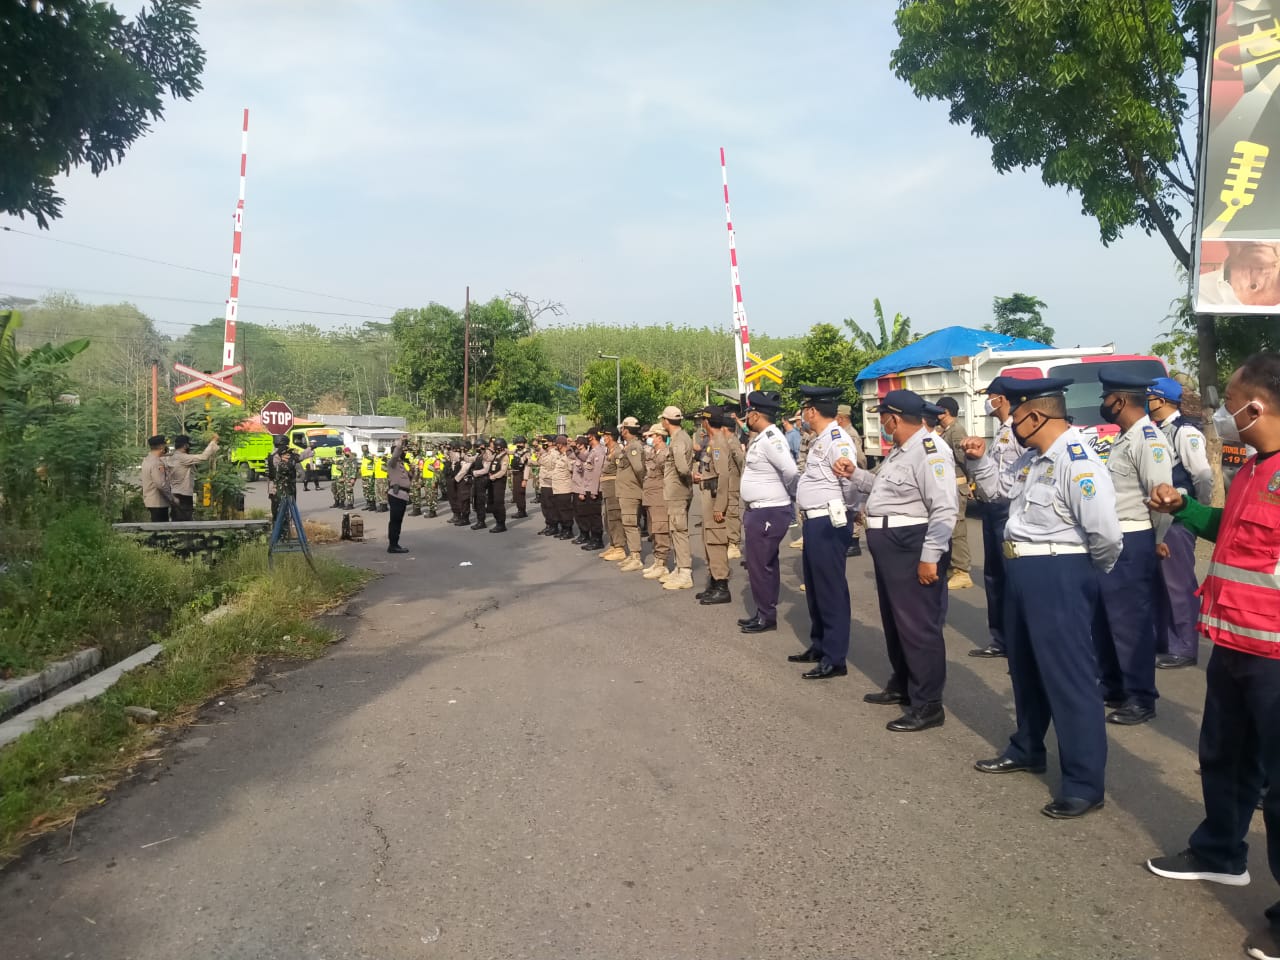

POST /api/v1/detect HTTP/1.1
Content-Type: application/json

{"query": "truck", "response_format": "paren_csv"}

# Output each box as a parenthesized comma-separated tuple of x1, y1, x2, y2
(229, 416, 344, 482)
(857, 326, 1167, 462)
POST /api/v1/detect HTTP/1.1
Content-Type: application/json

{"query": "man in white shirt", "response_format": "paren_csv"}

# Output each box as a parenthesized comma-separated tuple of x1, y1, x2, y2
(737, 390, 798, 634)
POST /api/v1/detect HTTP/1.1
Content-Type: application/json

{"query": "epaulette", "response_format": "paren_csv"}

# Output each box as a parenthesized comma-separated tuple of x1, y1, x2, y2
(922, 437, 937, 454)
(1142, 424, 1159, 442)
(1067, 442, 1088, 461)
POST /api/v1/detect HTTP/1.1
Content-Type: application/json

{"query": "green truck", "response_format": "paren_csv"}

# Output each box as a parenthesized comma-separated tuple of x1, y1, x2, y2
(230, 417, 343, 482)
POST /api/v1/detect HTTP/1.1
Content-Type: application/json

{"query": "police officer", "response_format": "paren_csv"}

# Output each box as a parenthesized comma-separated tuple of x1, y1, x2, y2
(970, 378, 1021, 659)
(444, 441, 460, 520)
(614, 418, 648, 571)
(551, 434, 576, 539)
(487, 437, 510, 533)
(453, 442, 475, 526)
(470, 437, 492, 530)
(965, 377, 1123, 819)
(738, 391, 798, 632)
(1147, 376, 1214, 669)
(385, 436, 411, 554)
(1095, 371, 1174, 725)
(661, 406, 696, 591)
(850, 391, 958, 732)
(510, 437, 531, 519)
(834, 403, 868, 557)
(165, 433, 220, 521)
(537, 437, 560, 535)
(786, 386, 858, 678)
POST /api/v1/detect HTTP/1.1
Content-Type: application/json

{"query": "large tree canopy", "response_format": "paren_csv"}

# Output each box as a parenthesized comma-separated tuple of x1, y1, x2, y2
(0, 0, 206, 227)
(987, 293, 1055, 344)
(892, 0, 1206, 268)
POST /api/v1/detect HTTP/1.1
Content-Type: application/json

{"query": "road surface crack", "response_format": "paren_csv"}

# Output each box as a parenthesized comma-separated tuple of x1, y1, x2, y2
(364, 805, 391, 884)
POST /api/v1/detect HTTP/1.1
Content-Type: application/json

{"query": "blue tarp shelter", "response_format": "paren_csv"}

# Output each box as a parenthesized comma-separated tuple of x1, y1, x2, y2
(855, 326, 1052, 383)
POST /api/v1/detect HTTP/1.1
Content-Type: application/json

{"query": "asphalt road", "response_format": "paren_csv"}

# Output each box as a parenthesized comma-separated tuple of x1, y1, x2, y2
(1, 483, 1272, 959)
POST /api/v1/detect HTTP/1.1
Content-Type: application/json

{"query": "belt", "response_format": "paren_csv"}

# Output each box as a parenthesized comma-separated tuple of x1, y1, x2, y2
(1119, 520, 1153, 533)
(746, 499, 791, 510)
(802, 507, 830, 520)
(864, 515, 928, 529)
(1002, 541, 1088, 559)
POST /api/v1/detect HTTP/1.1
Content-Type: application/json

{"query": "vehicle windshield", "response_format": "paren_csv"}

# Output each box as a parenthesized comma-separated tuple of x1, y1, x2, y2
(1054, 360, 1166, 428)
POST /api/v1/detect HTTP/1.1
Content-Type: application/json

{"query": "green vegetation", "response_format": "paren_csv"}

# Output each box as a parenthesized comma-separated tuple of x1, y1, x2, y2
(0, 547, 369, 860)
(987, 294, 1054, 345)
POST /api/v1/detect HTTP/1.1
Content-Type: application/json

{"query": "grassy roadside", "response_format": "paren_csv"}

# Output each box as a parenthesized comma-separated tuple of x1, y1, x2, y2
(0, 548, 371, 862)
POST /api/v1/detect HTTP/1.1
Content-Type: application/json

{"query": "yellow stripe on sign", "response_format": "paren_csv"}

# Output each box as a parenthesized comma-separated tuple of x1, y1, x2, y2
(745, 350, 784, 385)
(175, 384, 244, 406)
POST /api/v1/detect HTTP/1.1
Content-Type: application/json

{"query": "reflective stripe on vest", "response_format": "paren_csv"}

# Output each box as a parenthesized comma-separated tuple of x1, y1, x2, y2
(1199, 615, 1280, 644)
(1205, 560, 1280, 591)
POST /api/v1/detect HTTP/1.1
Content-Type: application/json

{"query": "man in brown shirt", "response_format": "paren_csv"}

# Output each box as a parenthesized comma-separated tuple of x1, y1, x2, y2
(661, 406, 695, 591)
(613, 417, 648, 572)
(165, 433, 220, 521)
(641, 424, 670, 579)
(141, 434, 176, 522)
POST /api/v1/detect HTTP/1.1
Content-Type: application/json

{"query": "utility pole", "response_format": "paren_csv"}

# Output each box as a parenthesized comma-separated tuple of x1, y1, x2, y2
(462, 286, 471, 437)
(598, 353, 621, 426)
(150, 359, 159, 436)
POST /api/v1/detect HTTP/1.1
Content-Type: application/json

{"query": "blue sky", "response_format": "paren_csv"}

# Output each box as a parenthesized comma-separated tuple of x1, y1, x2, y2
(1, 1, 1186, 352)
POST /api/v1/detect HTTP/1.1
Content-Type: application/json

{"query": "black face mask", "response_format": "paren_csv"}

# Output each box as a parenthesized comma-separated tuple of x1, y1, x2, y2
(1012, 413, 1046, 449)
(1098, 400, 1121, 425)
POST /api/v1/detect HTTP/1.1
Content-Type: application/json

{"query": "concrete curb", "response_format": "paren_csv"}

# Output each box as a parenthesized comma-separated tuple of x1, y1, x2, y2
(0, 649, 102, 719)
(0, 644, 164, 749)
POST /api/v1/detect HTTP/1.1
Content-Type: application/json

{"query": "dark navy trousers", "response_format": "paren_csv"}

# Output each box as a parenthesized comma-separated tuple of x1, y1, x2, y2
(744, 505, 792, 625)
(1156, 521, 1201, 661)
(1189, 645, 1280, 883)
(868, 525, 951, 707)
(1094, 529, 1159, 709)
(1004, 553, 1107, 803)
(980, 503, 1009, 650)
(801, 514, 852, 667)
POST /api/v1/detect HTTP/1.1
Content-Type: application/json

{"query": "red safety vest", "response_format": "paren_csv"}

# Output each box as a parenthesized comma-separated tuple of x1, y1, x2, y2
(1198, 455, 1280, 657)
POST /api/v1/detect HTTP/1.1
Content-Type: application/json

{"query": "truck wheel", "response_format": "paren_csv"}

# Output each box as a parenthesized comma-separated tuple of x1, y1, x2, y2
(241, 465, 257, 483)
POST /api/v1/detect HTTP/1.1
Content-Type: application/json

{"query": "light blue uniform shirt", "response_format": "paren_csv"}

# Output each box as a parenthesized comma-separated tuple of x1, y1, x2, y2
(969, 426, 1123, 573)
(850, 426, 958, 563)
(740, 423, 798, 505)
(795, 421, 855, 511)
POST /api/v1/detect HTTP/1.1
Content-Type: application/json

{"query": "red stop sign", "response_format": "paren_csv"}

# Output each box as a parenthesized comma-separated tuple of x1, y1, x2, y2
(260, 400, 295, 436)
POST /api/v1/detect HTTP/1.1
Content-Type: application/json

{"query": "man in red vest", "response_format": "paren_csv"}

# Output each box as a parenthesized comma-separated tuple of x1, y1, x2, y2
(1144, 352, 1280, 960)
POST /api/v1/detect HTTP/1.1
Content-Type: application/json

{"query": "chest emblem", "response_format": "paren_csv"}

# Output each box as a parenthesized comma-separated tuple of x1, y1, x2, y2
(1269, 471, 1280, 494)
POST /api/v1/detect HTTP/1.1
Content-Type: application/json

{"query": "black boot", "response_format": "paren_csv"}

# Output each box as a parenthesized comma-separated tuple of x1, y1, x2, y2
(537, 524, 551, 536)
(557, 526, 574, 540)
(572, 530, 588, 544)
(846, 538, 863, 558)
(490, 523, 507, 533)
(515, 511, 528, 519)
(700, 579, 731, 605)
(695, 575, 715, 600)
(471, 519, 487, 530)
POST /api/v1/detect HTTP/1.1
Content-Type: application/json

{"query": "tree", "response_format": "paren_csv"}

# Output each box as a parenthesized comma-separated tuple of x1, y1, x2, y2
(391, 303, 465, 402)
(1, 0, 206, 227)
(504, 402, 558, 439)
(987, 293, 1054, 344)
(579, 358, 670, 427)
(783, 323, 869, 410)
(843, 299, 913, 354)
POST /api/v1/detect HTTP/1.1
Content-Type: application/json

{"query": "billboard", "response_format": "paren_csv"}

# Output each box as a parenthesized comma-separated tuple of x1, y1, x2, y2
(1193, 0, 1280, 314)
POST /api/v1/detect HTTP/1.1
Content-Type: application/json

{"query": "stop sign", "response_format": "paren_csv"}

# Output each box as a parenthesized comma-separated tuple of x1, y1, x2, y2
(260, 400, 295, 436)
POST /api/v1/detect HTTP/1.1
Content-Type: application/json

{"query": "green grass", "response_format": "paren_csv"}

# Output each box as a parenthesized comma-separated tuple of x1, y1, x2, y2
(0, 549, 370, 861)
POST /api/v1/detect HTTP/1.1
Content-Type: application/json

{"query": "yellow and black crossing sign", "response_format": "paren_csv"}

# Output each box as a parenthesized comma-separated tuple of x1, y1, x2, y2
(744, 350, 783, 387)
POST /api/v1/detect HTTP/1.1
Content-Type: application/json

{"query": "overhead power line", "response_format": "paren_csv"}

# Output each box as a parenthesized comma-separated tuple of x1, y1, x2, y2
(0, 225, 398, 309)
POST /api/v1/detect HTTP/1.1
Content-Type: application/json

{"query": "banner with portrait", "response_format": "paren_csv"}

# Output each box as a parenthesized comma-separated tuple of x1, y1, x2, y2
(1193, 0, 1280, 314)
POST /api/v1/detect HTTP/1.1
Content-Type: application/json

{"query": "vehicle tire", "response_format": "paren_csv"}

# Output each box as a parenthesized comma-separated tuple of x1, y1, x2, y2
(241, 465, 257, 483)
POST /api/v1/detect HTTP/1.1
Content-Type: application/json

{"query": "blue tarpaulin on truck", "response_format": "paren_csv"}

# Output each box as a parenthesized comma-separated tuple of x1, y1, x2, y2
(855, 326, 1052, 383)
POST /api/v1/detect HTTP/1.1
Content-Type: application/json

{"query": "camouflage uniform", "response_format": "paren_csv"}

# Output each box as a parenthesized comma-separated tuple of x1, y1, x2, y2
(340, 451, 359, 509)
(409, 448, 424, 516)
(422, 455, 442, 517)
(266, 448, 301, 529)
(374, 453, 389, 513)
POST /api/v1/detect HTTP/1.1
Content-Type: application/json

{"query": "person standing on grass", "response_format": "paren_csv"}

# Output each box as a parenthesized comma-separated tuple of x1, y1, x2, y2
(141, 434, 177, 523)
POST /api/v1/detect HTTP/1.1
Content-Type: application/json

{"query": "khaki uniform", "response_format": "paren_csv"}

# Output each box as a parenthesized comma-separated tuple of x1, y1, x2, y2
(614, 436, 647, 558)
(939, 418, 971, 575)
(600, 442, 623, 549)
(643, 441, 670, 566)
(664, 429, 695, 570)
(725, 432, 744, 549)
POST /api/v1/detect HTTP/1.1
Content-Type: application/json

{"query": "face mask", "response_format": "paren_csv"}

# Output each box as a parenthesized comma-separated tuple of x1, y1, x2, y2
(1213, 400, 1262, 443)
(1011, 412, 1050, 449)
(983, 398, 996, 417)
(1098, 400, 1120, 425)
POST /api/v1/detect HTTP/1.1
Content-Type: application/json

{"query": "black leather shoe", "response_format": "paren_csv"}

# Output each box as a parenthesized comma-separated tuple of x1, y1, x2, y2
(974, 756, 1047, 775)
(490, 524, 507, 533)
(515, 512, 528, 519)
(557, 530, 574, 540)
(801, 663, 847, 680)
(863, 689, 908, 706)
(387, 545, 409, 554)
(787, 649, 823, 663)
(740, 620, 776, 634)
(737, 615, 760, 627)
(1042, 797, 1104, 819)
(887, 704, 945, 733)
(1156, 654, 1197, 670)
(1107, 703, 1156, 725)
(700, 580, 731, 605)
(968, 645, 1007, 658)
(572, 533, 587, 544)
(471, 521, 486, 530)
(1104, 696, 1126, 710)
(846, 538, 862, 558)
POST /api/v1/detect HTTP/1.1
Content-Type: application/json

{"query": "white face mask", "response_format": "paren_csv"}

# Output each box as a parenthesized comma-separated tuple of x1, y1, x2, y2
(983, 398, 997, 417)
(1213, 400, 1263, 443)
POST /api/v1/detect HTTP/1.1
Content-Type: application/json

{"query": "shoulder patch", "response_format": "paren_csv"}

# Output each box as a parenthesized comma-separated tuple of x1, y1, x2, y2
(1189, 436, 1201, 449)
(932, 462, 946, 479)
(922, 437, 938, 454)
(1143, 424, 1159, 441)
(1152, 447, 1166, 463)
(830, 428, 843, 440)
(1078, 477, 1097, 500)
(1067, 443, 1088, 462)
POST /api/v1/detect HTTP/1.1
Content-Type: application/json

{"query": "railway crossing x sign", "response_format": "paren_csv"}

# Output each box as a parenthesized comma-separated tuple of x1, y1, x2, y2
(744, 351, 783, 387)
(172, 363, 244, 406)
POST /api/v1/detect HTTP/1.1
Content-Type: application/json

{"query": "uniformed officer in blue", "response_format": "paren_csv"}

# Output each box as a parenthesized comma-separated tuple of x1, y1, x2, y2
(1146, 376, 1214, 669)
(970, 377, 1022, 659)
(964, 377, 1123, 819)
(737, 390, 799, 634)
(850, 390, 959, 732)
(1094, 371, 1174, 725)
(787, 385, 858, 679)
